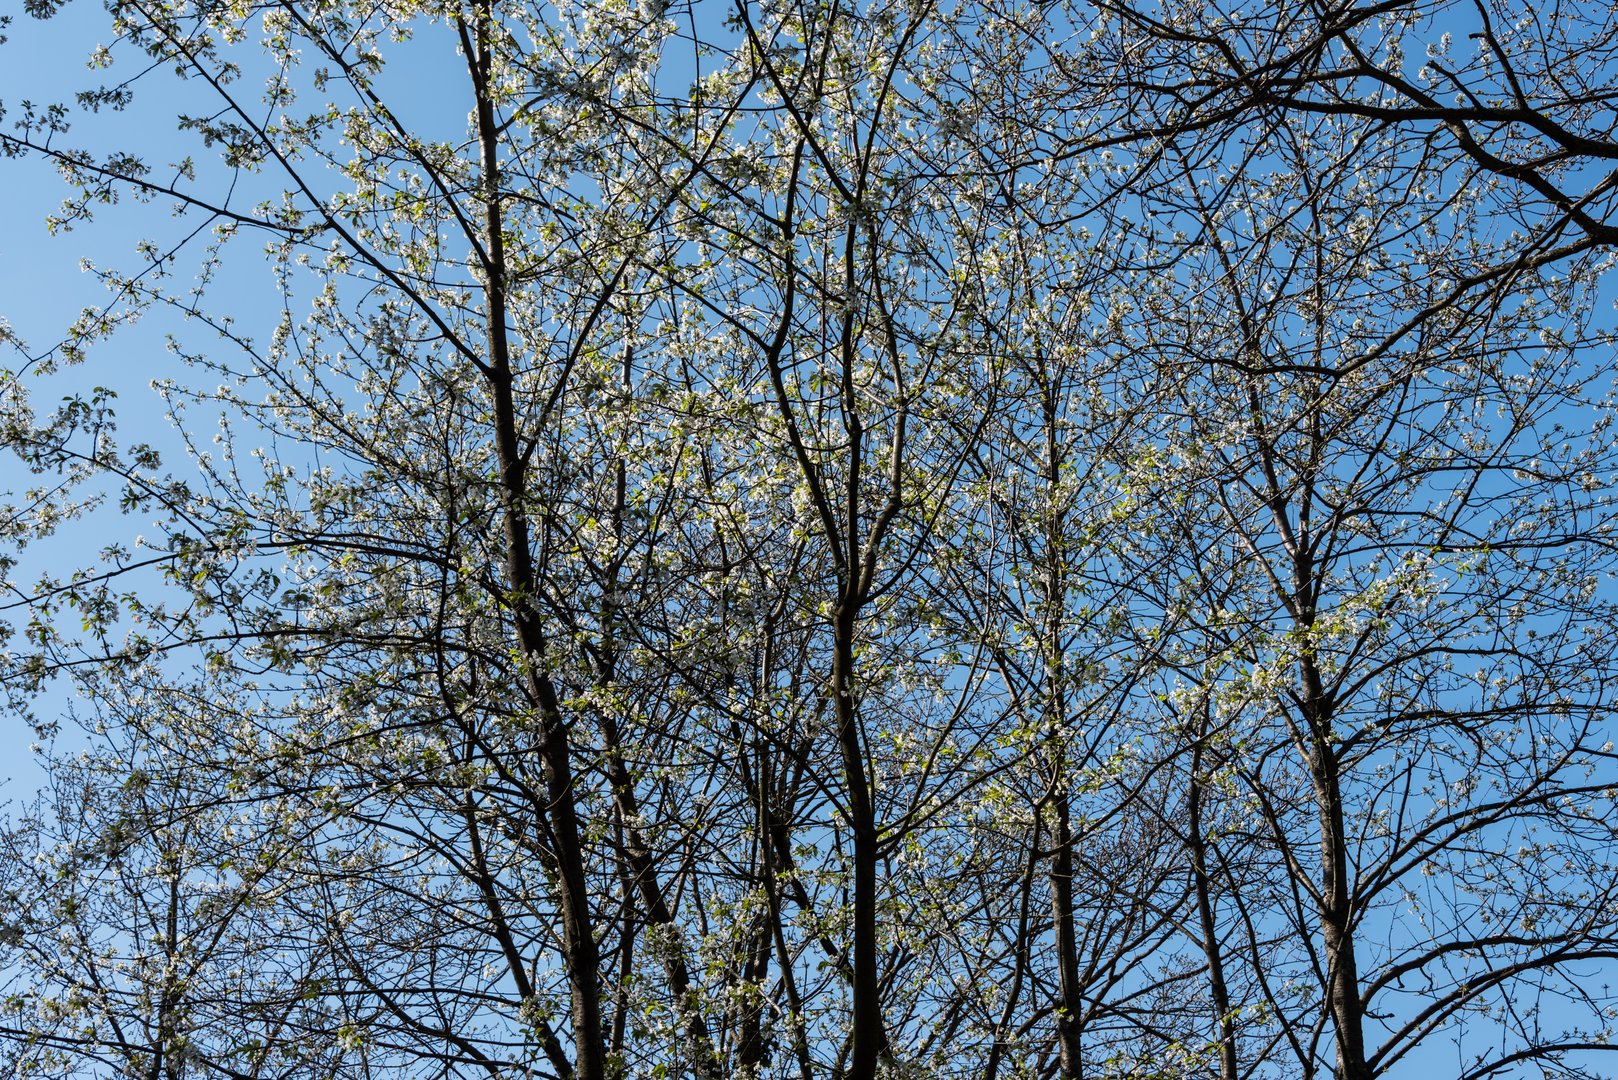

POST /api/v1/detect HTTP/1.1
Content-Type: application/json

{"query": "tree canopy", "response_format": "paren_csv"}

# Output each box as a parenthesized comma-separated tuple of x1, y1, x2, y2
(2, 0, 1617, 1078)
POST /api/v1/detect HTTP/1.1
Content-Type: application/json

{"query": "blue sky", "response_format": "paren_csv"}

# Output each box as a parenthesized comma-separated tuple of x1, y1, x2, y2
(3, 4, 1617, 1074)
(2, 2, 160, 795)
(0, 1, 479, 793)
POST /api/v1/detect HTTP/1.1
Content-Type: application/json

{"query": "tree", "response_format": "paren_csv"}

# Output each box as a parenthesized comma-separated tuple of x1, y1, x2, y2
(1115, 76, 1618, 1079)
(3, 0, 703, 1074)
(3, 0, 1618, 1078)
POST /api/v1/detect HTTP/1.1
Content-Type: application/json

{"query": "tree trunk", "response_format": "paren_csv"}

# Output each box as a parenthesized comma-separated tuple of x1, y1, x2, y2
(1051, 791, 1085, 1080)
(1301, 652, 1366, 1080)
(834, 595, 886, 1080)
(469, 7, 605, 1074)
(1189, 732, 1238, 1080)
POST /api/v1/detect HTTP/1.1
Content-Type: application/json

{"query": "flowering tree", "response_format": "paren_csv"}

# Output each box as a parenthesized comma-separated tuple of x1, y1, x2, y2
(3, 0, 1618, 1078)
